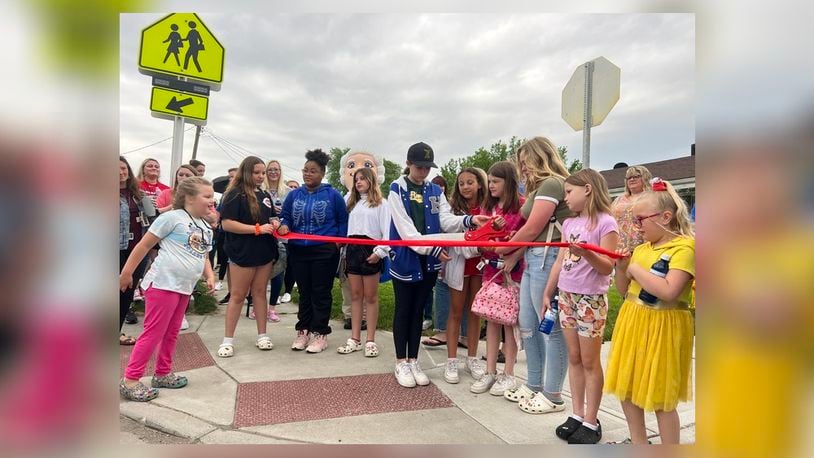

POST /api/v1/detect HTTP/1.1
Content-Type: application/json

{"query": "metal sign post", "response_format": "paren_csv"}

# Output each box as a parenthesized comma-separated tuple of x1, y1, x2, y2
(582, 61, 594, 169)
(170, 116, 184, 188)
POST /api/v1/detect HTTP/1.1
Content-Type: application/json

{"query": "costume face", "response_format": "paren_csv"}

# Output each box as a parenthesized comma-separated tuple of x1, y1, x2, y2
(342, 152, 378, 191)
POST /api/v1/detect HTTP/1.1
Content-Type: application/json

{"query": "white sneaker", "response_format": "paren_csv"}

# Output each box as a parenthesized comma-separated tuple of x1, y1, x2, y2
(470, 372, 496, 394)
(408, 361, 430, 386)
(215, 281, 223, 291)
(490, 373, 517, 396)
(421, 319, 432, 330)
(180, 317, 189, 330)
(394, 362, 416, 388)
(466, 357, 485, 380)
(444, 359, 459, 384)
(281, 293, 292, 303)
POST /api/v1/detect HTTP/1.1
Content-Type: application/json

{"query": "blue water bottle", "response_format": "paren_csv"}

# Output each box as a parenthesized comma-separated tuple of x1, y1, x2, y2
(638, 254, 670, 305)
(539, 296, 559, 334)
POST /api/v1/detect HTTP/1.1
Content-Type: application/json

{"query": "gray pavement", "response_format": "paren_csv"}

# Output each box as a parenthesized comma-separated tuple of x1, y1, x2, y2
(120, 296, 695, 445)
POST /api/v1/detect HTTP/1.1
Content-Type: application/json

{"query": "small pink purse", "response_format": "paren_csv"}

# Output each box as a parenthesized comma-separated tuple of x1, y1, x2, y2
(471, 271, 519, 326)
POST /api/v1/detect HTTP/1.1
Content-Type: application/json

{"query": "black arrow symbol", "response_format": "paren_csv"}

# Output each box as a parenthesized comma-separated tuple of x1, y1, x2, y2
(166, 96, 194, 113)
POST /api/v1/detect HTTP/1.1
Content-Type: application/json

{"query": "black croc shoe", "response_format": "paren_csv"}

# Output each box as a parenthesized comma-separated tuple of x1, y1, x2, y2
(567, 420, 602, 444)
(555, 416, 583, 441)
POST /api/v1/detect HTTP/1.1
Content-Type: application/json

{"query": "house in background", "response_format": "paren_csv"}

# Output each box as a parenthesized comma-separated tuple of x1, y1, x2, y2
(599, 144, 695, 209)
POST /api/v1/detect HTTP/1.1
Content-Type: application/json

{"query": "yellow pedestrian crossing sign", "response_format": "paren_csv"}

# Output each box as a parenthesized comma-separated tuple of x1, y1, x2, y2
(139, 13, 224, 88)
(150, 87, 209, 125)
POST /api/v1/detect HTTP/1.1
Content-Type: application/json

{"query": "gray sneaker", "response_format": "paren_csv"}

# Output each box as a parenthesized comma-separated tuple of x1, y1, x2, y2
(470, 372, 496, 394)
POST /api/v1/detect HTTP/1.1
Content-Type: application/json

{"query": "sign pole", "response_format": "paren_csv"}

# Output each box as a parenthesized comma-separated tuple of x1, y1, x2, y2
(170, 116, 184, 187)
(582, 61, 594, 169)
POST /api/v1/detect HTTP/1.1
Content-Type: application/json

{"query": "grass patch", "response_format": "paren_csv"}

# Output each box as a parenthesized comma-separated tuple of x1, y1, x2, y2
(291, 278, 625, 339)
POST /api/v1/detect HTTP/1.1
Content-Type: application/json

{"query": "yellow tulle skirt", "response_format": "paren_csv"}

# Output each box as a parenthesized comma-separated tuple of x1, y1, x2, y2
(604, 300, 694, 412)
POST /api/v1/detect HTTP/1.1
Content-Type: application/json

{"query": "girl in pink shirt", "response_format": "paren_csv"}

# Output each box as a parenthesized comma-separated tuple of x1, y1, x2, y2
(543, 168, 619, 444)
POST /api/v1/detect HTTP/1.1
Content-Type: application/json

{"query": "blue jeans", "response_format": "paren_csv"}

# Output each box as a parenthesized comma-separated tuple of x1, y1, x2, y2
(519, 247, 567, 397)
(433, 278, 467, 336)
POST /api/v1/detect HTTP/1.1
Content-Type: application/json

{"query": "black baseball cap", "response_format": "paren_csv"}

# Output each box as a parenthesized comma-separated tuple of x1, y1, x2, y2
(407, 142, 438, 168)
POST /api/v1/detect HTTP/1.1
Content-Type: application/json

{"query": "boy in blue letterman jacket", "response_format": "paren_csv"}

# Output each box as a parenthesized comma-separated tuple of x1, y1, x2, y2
(387, 142, 488, 388)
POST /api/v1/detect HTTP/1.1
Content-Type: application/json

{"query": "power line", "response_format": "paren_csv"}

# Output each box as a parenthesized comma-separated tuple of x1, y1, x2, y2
(205, 129, 302, 177)
(121, 126, 196, 154)
(202, 130, 245, 165)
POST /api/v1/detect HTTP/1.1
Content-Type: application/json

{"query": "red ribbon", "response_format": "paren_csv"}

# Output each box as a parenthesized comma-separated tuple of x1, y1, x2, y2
(275, 231, 623, 259)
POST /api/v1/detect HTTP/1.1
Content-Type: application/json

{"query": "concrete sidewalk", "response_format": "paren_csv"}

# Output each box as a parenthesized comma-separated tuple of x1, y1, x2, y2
(119, 298, 695, 445)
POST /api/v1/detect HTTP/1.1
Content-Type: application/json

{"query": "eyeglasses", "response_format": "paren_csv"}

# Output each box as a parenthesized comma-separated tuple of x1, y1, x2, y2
(626, 175, 642, 181)
(634, 212, 662, 225)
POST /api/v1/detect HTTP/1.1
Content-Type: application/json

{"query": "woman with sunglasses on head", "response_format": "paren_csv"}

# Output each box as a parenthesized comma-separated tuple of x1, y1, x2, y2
(610, 166, 653, 254)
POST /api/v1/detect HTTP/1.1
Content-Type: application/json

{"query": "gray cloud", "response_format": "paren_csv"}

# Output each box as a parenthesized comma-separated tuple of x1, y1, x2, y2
(120, 13, 693, 182)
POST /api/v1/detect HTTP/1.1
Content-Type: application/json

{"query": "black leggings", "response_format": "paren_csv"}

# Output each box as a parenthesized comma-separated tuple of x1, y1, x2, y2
(289, 243, 339, 335)
(392, 268, 438, 359)
(119, 249, 147, 331)
(283, 260, 296, 294)
(216, 229, 229, 280)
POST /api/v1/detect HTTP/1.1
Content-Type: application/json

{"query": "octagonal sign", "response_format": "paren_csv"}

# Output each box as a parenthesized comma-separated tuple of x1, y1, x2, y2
(561, 56, 620, 131)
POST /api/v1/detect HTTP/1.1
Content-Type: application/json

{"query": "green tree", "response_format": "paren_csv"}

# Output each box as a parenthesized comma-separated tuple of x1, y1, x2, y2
(381, 158, 400, 197)
(558, 146, 583, 174)
(439, 136, 524, 186)
(326, 147, 350, 191)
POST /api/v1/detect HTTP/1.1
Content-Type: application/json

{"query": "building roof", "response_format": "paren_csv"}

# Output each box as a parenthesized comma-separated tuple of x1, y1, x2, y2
(600, 154, 695, 191)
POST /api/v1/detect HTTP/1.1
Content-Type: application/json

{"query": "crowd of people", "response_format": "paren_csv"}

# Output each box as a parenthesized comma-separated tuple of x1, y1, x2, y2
(118, 136, 695, 444)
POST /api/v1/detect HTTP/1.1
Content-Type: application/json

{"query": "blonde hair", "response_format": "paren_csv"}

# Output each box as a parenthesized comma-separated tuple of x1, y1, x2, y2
(172, 177, 212, 210)
(515, 136, 569, 191)
(264, 159, 288, 198)
(640, 180, 694, 237)
(565, 169, 612, 230)
(137, 158, 161, 182)
(347, 167, 383, 212)
(624, 165, 653, 196)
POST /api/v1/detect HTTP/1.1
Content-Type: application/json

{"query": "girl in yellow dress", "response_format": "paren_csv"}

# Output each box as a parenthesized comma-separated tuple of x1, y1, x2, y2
(605, 178, 695, 444)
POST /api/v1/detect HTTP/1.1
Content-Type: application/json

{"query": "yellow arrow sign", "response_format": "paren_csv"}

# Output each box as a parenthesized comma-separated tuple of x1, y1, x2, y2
(139, 13, 224, 87)
(150, 87, 209, 124)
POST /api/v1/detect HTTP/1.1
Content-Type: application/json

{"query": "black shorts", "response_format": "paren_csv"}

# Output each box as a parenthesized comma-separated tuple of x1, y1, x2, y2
(345, 235, 383, 276)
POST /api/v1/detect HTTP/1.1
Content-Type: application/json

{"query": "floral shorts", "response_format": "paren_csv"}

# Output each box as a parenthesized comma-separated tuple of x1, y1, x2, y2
(558, 291, 608, 338)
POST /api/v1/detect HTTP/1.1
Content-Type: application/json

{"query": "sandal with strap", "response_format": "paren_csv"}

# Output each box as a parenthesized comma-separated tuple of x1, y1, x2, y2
(151, 372, 188, 389)
(518, 392, 566, 414)
(119, 334, 137, 346)
(119, 379, 158, 402)
(364, 341, 379, 357)
(217, 343, 234, 357)
(255, 336, 274, 350)
(337, 338, 362, 354)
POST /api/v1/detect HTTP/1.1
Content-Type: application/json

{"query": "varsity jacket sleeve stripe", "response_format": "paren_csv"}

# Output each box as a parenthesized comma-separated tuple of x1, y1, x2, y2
(387, 181, 436, 256)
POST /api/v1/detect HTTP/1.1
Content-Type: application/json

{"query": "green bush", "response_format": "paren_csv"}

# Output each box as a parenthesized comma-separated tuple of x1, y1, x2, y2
(190, 279, 218, 315)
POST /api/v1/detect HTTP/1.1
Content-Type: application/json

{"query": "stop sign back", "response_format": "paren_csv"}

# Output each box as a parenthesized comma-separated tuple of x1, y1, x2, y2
(562, 56, 621, 131)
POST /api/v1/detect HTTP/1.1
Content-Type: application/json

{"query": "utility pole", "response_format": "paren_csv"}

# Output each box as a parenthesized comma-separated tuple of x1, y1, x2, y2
(191, 125, 202, 160)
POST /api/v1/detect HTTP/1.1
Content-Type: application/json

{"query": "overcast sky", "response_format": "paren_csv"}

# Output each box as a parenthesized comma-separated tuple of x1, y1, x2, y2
(120, 13, 694, 184)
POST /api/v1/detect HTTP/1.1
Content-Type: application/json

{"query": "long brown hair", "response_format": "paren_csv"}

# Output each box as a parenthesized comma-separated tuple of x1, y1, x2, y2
(565, 168, 612, 229)
(450, 167, 488, 215)
(119, 156, 142, 199)
(484, 161, 521, 214)
(347, 167, 383, 212)
(224, 156, 265, 222)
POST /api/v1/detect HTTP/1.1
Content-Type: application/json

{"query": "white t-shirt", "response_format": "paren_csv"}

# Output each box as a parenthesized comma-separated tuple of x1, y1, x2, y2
(142, 209, 213, 295)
